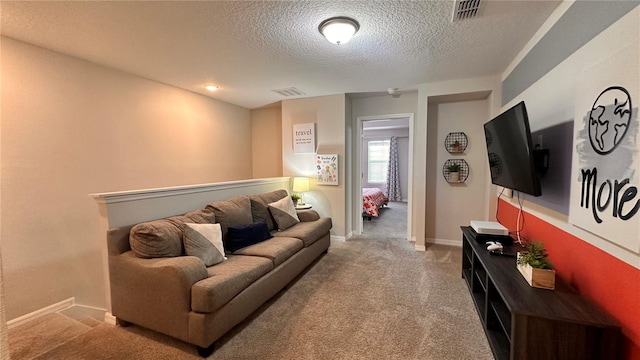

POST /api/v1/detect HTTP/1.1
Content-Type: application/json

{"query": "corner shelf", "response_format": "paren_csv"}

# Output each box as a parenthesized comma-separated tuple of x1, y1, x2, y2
(445, 132, 468, 153)
(442, 159, 469, 183)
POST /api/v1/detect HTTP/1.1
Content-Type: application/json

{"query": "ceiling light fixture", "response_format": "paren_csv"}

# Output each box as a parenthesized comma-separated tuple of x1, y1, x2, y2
(204, 85, 219, 91)
(318, 17, 360, 45)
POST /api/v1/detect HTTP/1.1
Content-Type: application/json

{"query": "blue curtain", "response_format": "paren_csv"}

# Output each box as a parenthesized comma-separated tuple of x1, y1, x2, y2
(385, 136, 402, 201)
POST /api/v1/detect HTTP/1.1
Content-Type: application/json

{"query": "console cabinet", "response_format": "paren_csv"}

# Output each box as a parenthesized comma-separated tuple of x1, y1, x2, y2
(461, 227, 619, 360)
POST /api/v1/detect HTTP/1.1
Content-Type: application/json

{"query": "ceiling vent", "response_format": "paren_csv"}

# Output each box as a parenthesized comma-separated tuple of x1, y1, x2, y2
(452, 0, 482, 22)
(271, 87, 306, 97)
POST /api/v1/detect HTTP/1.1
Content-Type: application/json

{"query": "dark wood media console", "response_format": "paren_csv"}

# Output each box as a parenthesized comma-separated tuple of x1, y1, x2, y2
(461, 227, 619, 360)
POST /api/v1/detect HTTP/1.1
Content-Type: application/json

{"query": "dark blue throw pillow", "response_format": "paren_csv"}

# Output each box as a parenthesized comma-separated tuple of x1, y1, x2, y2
(226, 221, 273, 253)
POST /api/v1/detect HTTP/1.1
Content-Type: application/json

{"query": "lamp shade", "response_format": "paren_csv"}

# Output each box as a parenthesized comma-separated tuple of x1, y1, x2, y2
(292, 177, 310, 192)
(319, 17, 359, 45)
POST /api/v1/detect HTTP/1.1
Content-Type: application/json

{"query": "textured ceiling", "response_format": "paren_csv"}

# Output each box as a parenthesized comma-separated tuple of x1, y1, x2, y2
(1, 1, 560, 109)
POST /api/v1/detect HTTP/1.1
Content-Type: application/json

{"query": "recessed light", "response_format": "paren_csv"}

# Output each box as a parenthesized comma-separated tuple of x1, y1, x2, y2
(204, 85, 219, 91)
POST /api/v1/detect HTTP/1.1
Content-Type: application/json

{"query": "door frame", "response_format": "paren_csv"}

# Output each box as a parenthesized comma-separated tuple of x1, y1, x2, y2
(354, 113, 414, 242)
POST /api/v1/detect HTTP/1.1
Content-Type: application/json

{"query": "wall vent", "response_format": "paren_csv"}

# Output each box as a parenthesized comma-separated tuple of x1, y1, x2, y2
(271, 87, 306, 97)
(452, 0, 482, 22)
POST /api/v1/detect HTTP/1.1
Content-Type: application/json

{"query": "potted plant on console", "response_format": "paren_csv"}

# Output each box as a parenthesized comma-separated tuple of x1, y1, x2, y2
(516, 242, 555, 290)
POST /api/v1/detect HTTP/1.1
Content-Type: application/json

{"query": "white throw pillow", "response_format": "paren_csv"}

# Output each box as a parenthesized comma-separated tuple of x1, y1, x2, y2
(268, 195, 300, 230)
(183, 223, 226, 266)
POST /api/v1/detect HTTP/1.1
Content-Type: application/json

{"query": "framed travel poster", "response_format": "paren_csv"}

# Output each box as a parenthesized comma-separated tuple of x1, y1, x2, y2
(316, 154, 338, 185)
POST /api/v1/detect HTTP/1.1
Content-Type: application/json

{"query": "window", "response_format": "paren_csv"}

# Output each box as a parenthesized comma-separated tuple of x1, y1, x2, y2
(368, 139, 390, 183)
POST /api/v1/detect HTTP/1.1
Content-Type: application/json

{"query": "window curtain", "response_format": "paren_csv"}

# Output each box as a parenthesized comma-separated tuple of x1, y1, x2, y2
(0, 244, 9, 360)
(385, 136, 402, 201)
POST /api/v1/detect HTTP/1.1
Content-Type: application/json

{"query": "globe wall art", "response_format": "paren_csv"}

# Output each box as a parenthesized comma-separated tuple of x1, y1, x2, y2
(569, 44, 640, 252)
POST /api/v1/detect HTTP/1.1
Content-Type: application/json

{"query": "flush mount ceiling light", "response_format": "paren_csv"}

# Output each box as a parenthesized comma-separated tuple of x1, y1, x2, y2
(318, 16, 360, 45)
(204, 84, 219, 91)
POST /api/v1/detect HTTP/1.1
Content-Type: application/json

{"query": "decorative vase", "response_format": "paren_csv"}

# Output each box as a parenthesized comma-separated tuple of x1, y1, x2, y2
(450, 172, 460, 182)
(517, 253, 555, 290)
(292, 199, 298, 207)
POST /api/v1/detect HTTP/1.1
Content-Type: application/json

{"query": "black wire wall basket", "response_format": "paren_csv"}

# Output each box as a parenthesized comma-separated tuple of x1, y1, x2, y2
(444, 132, 468, 154)
(442, 159, 469, 183)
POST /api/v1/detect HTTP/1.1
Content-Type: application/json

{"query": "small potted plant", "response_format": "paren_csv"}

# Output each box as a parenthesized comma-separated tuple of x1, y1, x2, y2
(291, 193, 301, 207)
(447, 163, 461, 182)
(450, 140, 463, 153)
(516, 242, 555, 290)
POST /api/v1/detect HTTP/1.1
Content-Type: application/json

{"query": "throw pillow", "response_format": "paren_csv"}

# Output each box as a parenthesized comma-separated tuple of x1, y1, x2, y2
(250, 189, 288, 231)
(183, 223, 226, 266)
(268, 196, 300, 231)
(226, 221, 273, 253)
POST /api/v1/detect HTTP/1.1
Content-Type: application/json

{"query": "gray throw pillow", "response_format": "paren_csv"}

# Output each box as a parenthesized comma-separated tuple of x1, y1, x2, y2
(268, 196, 300, 231)
(183, 223, 226, 266)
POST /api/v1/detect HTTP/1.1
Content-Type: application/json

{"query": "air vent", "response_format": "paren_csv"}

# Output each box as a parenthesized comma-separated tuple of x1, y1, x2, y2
(452, 0, 482, 22)
(271, 87, 306, 97)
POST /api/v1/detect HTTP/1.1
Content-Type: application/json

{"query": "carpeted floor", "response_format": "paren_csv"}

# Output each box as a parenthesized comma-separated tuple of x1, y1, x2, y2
(9, 236, 493, 360)
(363, 201, 408, 239)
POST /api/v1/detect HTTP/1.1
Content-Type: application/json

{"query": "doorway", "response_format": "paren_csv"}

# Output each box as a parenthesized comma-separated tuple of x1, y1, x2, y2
(355, 113, 414, 241)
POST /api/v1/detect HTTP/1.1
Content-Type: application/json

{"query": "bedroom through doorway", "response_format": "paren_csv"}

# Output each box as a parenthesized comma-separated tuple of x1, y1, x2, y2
(357, 115, 412, 240)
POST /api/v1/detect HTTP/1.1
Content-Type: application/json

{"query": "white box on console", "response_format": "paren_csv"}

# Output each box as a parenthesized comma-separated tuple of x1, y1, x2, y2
(470, 221, 509, 236)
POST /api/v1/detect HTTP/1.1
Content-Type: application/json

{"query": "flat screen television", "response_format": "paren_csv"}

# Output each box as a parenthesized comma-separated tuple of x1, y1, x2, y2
(483, 101, 542, 197)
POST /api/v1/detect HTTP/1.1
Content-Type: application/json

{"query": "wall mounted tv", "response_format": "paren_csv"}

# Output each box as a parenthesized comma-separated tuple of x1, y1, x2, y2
(483, 101, 542, 197)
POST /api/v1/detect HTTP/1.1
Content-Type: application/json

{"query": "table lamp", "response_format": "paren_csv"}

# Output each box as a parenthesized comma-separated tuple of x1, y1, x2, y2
(292, 177, 309, 205)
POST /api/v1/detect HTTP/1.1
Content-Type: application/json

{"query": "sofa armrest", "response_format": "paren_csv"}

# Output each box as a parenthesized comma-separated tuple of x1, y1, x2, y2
(297, 209, 320, 222)
(109, 252, 208, 342)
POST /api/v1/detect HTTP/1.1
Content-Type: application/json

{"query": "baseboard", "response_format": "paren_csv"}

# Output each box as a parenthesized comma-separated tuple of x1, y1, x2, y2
(414, 244, 426, 252)
(331, 235, 346, 242)
(426, 238, 463, 247)
(104, 312, 117, 325)
(7, 297, 75, 329)
(7, 299, 111, 328)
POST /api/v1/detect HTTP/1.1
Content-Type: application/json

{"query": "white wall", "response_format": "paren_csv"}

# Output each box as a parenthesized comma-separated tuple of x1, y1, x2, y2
(281, 94, 347, 237)
(251, 106, 282, 178)
(1, 38, 254, 319)
(426, 100, 490, 244)
(501, 7, 640, 268)
(416, 76, 502, 248)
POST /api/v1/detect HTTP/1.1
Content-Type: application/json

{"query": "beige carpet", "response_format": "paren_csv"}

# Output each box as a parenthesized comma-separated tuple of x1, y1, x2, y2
(10, 237, 493, 359)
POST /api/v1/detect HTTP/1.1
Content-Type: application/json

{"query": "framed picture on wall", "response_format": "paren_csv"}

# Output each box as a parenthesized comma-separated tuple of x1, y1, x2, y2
(293, 123, 316, 154)
(316, 154, 338, 185)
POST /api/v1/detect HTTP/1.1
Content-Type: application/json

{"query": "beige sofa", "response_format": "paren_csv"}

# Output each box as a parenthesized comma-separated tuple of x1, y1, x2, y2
(106, 189, 332, 356)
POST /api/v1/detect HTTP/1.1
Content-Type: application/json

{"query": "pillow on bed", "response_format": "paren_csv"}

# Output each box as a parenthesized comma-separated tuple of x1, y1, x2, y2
(268, 196, 300, 230)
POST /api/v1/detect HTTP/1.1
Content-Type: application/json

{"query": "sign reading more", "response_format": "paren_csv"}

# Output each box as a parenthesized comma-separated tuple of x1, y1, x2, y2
(293, 123, 315, 154)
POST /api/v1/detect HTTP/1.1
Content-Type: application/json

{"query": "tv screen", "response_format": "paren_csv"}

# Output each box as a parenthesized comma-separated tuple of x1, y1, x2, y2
(483, 101, 542, 197)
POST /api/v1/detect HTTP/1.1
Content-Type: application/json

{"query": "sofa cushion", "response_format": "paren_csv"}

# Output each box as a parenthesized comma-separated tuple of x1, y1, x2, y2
(250, 190, 288, 231)
(232, 237, 303, 266)
(130, 219, 184, 258)
(206, 196, 252, 238)
(184, 223, 226, 266)
(129, 208, 216, 259)
(268, 196, 300, 231)
(183, 208, 216, 224)
(191, 255, 273, 313)
(273, 217, 333, 247)
(226, 221, 273, 253)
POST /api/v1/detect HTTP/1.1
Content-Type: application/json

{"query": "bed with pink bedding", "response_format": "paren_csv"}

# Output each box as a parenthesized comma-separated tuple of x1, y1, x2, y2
(363, 187, 389, 219)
